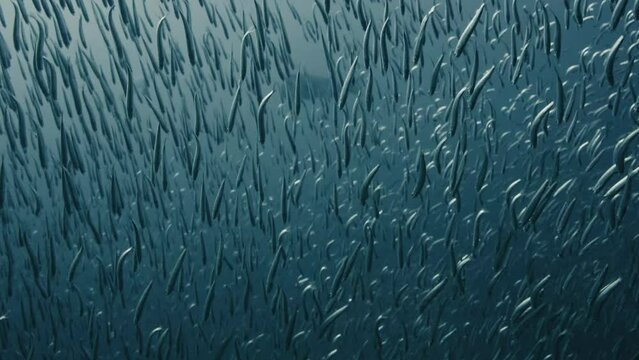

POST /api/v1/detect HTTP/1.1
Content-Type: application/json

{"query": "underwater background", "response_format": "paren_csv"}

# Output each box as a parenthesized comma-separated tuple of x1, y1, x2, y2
(0, 0, 639, 359)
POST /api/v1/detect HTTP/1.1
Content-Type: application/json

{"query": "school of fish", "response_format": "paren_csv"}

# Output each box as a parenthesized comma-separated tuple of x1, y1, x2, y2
(0, 0, 638, 359)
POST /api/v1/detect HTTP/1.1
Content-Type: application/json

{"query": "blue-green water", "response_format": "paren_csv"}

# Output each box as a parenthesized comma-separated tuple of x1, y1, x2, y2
(0, 0, 638, 359)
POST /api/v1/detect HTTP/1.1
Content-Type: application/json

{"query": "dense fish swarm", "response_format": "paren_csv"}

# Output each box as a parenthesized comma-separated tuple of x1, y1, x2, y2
(1, 0, 639, 359)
